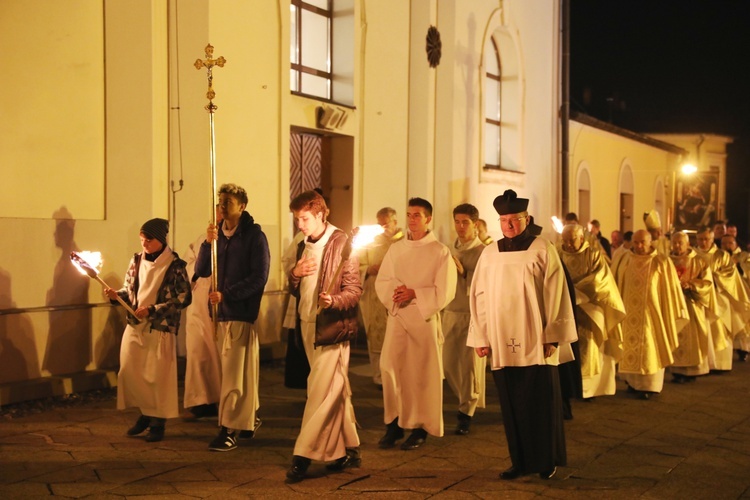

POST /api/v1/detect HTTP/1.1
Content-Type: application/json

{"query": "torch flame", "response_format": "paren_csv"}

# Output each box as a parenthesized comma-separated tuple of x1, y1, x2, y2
(71, 251, 103, 277)
(551, 216, 564, 234)
(351, 224, 385, 250)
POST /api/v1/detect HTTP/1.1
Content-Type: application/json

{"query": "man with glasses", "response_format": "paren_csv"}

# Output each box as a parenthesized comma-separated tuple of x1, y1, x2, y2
(469, 189, 577, 481)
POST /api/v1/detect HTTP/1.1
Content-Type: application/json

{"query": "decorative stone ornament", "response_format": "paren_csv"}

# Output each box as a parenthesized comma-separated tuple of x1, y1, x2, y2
(426, 25, 442, 68)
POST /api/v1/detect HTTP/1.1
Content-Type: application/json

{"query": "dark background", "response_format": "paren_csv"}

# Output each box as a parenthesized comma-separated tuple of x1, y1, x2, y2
(570, 0, 750, 243)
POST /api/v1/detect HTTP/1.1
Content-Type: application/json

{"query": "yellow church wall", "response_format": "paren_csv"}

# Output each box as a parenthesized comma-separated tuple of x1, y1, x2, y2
(440, 0, 562, 242)
(569, 120, 683, 235)
(0, 1, 171, 388)
(358, 0, 410, 224)
(1, 0, 568, 398)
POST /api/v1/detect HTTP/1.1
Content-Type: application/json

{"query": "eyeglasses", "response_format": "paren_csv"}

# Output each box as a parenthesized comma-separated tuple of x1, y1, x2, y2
(498, 216, 527, 225)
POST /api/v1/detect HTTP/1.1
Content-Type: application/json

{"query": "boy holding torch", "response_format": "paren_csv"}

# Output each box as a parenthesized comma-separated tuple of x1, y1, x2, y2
(104, 218, 192, 442)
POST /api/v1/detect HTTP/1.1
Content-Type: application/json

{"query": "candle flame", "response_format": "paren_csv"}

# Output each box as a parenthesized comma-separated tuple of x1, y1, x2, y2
(71, 251, 103, 276)
(551, 216, 564, 234)
(352, 225, 385, 250)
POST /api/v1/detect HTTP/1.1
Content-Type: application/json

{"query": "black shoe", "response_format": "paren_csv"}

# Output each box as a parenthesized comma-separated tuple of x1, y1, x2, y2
(672, 374, 686, 384)
(400, 428, 427, 450)
(285, 456, 311, 483)
(539, 466, 557, 480)
(641, 391, 651, 400)
(378, 419, 404, 449)
(145, 426, 164, 442)
(499, 466, 523, 480)
(126, 415, 150, 436)
(209, 426, 237, 451)
(455, 412, 471, 436)
(188, 403, 219, 419)
(738, 350, 748, 362)
(326, 447, 361, 471)
(238, 417, 262, 439)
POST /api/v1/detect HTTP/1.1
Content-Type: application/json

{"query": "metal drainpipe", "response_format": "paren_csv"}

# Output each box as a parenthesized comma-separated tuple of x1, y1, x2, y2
(560, 0, 571, 215)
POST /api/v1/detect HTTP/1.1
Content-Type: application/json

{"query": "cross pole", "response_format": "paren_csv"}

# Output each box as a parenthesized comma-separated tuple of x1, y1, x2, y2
(195, 44, 226, 334)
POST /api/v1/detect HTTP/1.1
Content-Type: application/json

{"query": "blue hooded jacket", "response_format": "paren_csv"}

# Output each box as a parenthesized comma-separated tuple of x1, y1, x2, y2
(195, 211, 270, 323)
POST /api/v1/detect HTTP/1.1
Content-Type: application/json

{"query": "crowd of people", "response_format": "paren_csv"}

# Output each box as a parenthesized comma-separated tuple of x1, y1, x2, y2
(103, 184, 750, 484)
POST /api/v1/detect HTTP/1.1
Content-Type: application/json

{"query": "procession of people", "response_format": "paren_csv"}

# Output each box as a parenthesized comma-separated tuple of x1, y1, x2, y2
(105, 184, 750, 484)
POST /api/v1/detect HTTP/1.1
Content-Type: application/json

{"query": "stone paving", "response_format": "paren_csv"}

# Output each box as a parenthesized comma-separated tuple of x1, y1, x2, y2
(1, 349, 750, 499)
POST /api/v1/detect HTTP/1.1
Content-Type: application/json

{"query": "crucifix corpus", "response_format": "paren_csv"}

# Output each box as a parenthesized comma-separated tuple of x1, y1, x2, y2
(195, 44, 226, 334)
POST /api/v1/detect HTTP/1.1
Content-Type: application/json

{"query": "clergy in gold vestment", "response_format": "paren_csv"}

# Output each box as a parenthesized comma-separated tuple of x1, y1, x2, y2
(644, 209, 671, 257)
(376, 198, 457, 451)
(722, 235, 750, 360)
(695, 228, 750, 371)
(558, 224, 625, 398)
(358, 207, 404, 387)
(469, 190, 577, 481)
(612, 230, 688, 398)
(668, 232, 716, 382)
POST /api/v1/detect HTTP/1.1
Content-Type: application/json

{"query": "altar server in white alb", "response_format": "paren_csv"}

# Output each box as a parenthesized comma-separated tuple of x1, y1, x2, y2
(376, 197, 457, 451)
(106, 218, 192, 443)
(181, 207, 222, 420)
(469, 190, 577, 481)
(442, 203, 486, 435)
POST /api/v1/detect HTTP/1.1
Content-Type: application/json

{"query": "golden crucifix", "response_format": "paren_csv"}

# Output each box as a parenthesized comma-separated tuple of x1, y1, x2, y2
(195, 44, 226, 334)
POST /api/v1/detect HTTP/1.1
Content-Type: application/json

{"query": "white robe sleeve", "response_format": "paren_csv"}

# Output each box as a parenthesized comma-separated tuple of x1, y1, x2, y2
(414, 247, 457, 320)
(542, 242, 577, 345)
(375, 247, 400, 310)
(468, 251, 490, 348)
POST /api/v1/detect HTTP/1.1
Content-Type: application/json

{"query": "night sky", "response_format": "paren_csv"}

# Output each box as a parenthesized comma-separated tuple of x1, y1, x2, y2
(570, 0, 750, 240)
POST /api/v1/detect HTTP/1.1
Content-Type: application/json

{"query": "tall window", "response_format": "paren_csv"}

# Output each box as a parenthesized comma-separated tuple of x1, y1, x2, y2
(483, 29, 521, 172)
(484, 37, 502, 169)
(290, 0, 332, 100)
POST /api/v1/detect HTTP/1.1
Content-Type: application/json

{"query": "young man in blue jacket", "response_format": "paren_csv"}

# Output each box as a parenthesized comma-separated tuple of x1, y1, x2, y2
(195, 183, 270, 451)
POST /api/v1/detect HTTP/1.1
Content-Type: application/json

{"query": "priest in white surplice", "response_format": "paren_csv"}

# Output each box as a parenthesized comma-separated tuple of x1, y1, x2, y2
(376, 197, 456, 451)
(469, 190, 577, 481)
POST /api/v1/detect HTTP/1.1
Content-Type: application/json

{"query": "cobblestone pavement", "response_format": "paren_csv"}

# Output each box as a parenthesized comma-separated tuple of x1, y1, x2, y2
(1, 349, 750, 499)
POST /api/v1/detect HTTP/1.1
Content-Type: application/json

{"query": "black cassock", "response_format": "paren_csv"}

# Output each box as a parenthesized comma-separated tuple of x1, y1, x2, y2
(492, 229, 568, 473)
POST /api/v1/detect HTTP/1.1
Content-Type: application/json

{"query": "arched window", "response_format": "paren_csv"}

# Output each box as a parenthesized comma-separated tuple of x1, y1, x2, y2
(619, 161, 635, 232)
(484, 37, 502, 169)
(576, 163, 591, 223)
(482, 27, 521, 172)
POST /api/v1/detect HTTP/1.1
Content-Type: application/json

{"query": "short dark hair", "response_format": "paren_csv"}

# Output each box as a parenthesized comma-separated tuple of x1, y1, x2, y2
(589, 219, 601, 228)
(290, 190, 328, 220)
(623, 231, 633, 242)
(377, 207, 397, 219)
(219, 183, 248, 206)
(408, 197, 433, 217)
(453, 203, 479, 222)
(564, 212, 578, 222)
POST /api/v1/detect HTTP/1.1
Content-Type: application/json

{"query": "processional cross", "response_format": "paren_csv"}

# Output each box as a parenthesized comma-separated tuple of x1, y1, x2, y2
(195, 44, 226, 334)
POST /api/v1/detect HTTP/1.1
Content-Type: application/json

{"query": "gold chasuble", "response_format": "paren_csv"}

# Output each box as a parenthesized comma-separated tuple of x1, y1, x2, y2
(558, 241, 625, 377)
(613, 248, 688, 375)
(697, 246, 750, 338)
(669, 248, 715, 370)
